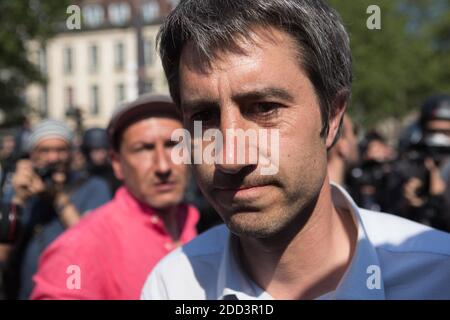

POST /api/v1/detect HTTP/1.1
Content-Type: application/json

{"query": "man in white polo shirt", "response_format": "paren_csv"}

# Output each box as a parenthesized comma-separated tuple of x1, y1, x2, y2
(141, 0, 450, 300)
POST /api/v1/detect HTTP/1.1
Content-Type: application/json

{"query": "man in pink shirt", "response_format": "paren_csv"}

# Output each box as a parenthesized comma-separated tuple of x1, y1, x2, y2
(30, 94, 199, 299)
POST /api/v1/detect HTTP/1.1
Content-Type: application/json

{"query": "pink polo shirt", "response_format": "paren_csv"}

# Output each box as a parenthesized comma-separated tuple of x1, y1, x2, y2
(30, 186, 199, 300)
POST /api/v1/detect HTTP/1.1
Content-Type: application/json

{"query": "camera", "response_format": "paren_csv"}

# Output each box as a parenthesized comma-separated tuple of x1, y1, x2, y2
(347, 158, 396, 212)
(354, 159, 389, 189)
(34, 165, 58, 187)
(395, 130, 450, 199)
(396, 150, 430, 198)
(422, 132, 450, 165)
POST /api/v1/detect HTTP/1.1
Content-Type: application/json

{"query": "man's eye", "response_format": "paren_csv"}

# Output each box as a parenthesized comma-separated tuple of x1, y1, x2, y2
(191, 110, 218, 123)
(248, 102, 282, 118)
(133, 144, 154, 152)
(165, 140, 178, 148)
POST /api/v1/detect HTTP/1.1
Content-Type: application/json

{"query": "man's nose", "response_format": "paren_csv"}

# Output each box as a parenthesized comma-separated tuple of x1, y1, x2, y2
(47, 150, 61, 164)
(154, 143, 172, 179)
(214, 109, 256, 174)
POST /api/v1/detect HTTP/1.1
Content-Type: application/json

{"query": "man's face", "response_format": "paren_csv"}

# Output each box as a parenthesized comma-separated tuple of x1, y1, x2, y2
(112, 117, 188, 210)
(364, 140, 394, 163)
(425, 119, 450, 137)
(89, 148, 109, 166)
(31, 138, 71, 171)
(424, 119, 450, 163)
(179, 27, 344, 238)
(1, 136, 15, 156)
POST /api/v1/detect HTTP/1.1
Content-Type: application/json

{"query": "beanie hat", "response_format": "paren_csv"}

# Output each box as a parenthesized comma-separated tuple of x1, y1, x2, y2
(26, 119, 73, 151)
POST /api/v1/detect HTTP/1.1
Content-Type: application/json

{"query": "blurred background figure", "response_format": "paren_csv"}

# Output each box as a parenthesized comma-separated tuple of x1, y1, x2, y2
(0, 119, 111, 299)
(329, 95, 450, 233)
(362, 131, 397, 164)
(0, 135, 16, 164)
(31, 94, 199, 300)
(81, 128, 121, 194)
(0, 134, 17, 189)
(392, 95, 450, 231)
(347, 131, 397, 212)
(328, 115, 360, 187)
(70, 136, 86, 173)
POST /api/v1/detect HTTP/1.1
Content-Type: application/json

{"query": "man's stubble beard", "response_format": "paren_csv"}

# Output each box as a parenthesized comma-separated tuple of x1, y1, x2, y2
(223, 188, 321, 240)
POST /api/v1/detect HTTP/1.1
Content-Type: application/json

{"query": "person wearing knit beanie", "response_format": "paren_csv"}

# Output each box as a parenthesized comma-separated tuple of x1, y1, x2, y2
(2, 118, 111, 300)
(26, 119, 73, 152)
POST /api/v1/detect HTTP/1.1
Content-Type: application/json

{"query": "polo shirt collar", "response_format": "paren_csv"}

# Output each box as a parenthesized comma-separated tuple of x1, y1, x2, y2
(115, 186, 177, 234)
(216, 183, 386, 300)
(330, 184, 385, 299)
(217, 233, 273, 300)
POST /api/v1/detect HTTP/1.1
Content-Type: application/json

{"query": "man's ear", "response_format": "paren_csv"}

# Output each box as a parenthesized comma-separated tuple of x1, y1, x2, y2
(110, 150, 124, 181)
(326, 92, 348, 149)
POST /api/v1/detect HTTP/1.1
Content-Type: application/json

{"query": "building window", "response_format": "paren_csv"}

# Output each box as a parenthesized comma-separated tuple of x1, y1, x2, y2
(108, 2, 131, 26)
(143, 39, 154, 67)
(65, 86, 74, 111)
(89, 45, 99, 73)
(90, 85, 100, 115)
(116, 83, 126, 104)
(83, 4, 105, 27)
(63, 47, 73, 74)
(143, 79, 153, 93)
(114, 42, 125, 71)
(39, 88, 48, 117)
(142, 1, 160, 22)
(38, 47, 47, 74)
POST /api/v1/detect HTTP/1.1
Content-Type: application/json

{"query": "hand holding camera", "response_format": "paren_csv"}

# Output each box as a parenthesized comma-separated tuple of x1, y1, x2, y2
(11, 160, 46, 205)
(424, 158, 446, 196)
(11, 159, 68, 205)
(402, 158, 446, 208)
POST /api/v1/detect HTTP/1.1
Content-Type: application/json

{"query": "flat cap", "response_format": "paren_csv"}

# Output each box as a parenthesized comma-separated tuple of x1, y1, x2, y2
(107, 93, 181, 150)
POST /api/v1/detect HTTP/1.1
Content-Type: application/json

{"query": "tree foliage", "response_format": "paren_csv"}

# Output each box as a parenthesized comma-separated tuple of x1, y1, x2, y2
(329, 0, 450, 128)
(0, 0, 69, 127)
(0, 0, 448, 129)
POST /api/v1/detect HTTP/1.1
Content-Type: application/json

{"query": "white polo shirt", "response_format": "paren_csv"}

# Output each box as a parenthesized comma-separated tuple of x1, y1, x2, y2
(141, 183, 450, 300)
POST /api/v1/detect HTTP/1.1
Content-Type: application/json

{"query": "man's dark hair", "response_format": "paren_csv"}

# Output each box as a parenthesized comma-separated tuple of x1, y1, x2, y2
(157, 0, 352, 138)
(419, 95, 450, 129)
(360, 130, 386, 157)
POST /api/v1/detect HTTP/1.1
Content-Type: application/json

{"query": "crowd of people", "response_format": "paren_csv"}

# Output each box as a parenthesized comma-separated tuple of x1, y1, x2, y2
(0, 86, 449, 301)
(328, 95, 450, 233)
(0, 95, 218, 299)
(0, 0, 449, 300)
